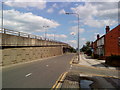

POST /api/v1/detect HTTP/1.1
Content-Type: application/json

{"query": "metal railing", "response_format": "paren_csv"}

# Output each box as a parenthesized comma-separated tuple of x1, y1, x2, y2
(0, 28, 68, 45)
(0, 28, 43, 39)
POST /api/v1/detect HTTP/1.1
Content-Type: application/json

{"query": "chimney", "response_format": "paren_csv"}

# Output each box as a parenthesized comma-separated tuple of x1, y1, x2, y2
(106, 26, 110, 33)
(97, 34, 100, 40)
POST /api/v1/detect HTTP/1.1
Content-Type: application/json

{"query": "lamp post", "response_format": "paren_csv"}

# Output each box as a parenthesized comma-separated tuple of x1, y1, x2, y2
(52, 30, 56, 41)
(43, 26, 49, 40)
(65, 12, 80, 62)
(54, 32, 55, 40)
(1, 2, 4, 31)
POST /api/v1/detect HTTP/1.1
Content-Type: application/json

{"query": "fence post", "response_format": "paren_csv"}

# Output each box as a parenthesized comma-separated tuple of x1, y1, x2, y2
(18, 32, 20, 36)
(28, 34, 30, 38)
(4, 28, 6, 34)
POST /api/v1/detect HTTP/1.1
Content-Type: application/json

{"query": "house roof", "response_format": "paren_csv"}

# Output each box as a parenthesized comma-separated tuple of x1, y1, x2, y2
(93, 24, 120, 43)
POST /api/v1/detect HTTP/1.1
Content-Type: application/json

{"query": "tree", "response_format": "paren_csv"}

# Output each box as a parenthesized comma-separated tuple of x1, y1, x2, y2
(80, 41, 92, 56)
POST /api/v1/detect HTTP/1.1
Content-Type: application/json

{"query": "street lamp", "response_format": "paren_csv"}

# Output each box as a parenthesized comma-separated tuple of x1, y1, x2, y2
(1, 2, 4, 31)
(65, 12, 80, 62)
(52, 29, 56, 41)
(43, 26, 49, 40)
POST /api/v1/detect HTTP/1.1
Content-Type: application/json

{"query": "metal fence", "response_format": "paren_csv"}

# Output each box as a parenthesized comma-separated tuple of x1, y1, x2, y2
(0, 28, 67, 45)
(0, 28, 52, 40)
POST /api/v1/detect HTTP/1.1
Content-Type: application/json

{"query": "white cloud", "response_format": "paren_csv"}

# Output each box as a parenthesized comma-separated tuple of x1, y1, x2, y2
(69, 20, 78, 24)
(81, 38, 86, 41)
(67, 39, 86, 48)
(59, 9, 65, 14)
(4, 0, 46, 9)
(67, 40, 77, 48)
(94, 33, 99, 39)
(70, 26, 85, 33)
(52, 3, 58, 8)
(79, 28, 85, 33)
(1, 9, 60, 33)
(47, 8, 54, 13)
(46, 34, 67, 38)
(75, 4, 79, 6)
(97, 9, 118, 19)
(69, 40, 77, 44)
(71, 2, 118, 28)
(60, 0, 119, 2)
(70, 32, 76, 35)
(92, 2, 118, 11)
(71, 3, 97, 19)
(83, 17, 118, 28)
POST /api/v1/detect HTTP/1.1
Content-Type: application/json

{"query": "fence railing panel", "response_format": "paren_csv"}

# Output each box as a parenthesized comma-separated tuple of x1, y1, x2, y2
(0, 28, 67, 46)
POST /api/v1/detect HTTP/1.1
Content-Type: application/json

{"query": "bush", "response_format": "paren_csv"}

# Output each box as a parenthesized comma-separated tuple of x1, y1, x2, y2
(69, 48, 76, 53)
(105, 55, 120, 66)
(86, 50, 92, 56)
(93, 54, 99, 59)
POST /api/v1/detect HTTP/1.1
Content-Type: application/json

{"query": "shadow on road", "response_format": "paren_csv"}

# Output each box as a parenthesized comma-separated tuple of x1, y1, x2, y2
(92, 63, 120, 71)
(92, 62, 108, 68)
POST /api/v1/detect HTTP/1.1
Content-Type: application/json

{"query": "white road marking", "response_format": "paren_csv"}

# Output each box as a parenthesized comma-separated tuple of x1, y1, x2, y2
(69, 65, 73, 70)
(2, 54, 63, 69)
(25, 73, 32, 77)
(46, 65, 49, 67)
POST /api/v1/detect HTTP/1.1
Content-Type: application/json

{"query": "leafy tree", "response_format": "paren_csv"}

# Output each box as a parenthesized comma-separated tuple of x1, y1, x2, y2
(81, 41, 92, 56)
(69, 47, 76, 53)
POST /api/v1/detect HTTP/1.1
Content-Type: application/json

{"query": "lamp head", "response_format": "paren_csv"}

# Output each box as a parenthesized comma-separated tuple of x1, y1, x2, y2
(65, 12, 70, 15)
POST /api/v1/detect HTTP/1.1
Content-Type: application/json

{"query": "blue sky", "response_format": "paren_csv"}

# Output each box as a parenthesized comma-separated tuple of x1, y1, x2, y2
(0, 0, 119, 48)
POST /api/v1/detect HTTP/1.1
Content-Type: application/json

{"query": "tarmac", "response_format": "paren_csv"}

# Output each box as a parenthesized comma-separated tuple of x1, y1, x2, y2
(52, 53, 120, 89)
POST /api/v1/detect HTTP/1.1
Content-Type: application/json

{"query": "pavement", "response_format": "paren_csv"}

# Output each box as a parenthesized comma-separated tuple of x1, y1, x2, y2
(71, 53, 120, 71)
(53, 53, 120, 89)
(79, 53, 120, 70)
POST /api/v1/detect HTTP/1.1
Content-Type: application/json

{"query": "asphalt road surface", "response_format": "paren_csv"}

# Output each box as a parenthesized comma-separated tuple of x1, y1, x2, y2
(71, 64, 120, 78)
(2, 53, 74, 88)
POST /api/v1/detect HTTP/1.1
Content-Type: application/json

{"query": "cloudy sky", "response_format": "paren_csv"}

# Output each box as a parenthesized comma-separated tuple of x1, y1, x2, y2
(0, 0, 119, 48)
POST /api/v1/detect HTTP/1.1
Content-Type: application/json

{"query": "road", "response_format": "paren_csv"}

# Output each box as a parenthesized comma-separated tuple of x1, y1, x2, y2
(70, 55, 120, 78)
(70, 53, 120, 78)
(69, 54, 120, 89)
(2, 53, 74, 88)
(2, 53, 120, 89)
(71, 65, 120, 78)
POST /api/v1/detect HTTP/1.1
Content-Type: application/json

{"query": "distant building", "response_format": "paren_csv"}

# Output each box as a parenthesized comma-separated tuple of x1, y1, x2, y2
(92, 34, 105, 59)
(92, 25, 120, 59)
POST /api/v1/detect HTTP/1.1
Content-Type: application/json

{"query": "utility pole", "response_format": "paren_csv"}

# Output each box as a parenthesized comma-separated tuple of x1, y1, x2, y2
(65, 12, 80, 62)
(43, 26, 49, 40)
(1, 2, 4, 31)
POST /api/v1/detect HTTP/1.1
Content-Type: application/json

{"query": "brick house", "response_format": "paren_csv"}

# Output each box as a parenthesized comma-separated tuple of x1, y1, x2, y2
(92, 25, 120, 58)
(93, 35, 105, 55)
(105, 25, 120, 56)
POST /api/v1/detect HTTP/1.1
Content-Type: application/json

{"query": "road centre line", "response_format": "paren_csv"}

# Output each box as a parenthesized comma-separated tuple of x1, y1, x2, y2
(25, 73, 32, 77)
(46, 65, 49, 67)
(2, 54, 63, 69)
